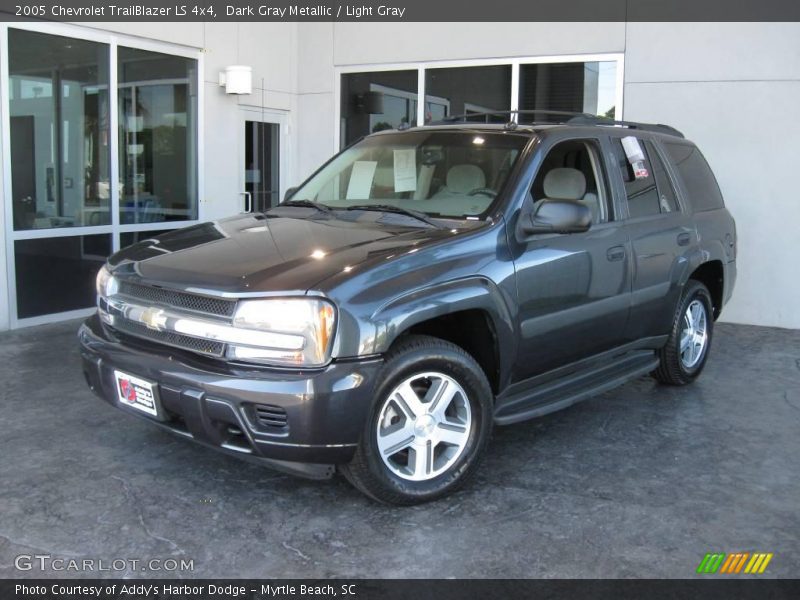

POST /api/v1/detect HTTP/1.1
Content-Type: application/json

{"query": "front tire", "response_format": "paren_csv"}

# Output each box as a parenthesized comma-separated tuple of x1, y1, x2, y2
(341, 335, 493, 505)
(652, 280, 714, 385)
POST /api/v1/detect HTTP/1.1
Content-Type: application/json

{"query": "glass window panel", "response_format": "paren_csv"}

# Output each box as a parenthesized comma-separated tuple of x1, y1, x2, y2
(15, 234, 111, 319)
(425, 65, 511, 123)
(611, 137, 661, 219)
(8, 29, 110, 230)
(519, 61, 618, 120)
(531, 139, 611, 223)
(118, 47, 198, 224)
(663, 142, 725, 212)
(292, 131, 526, 219)
(645, 141, 680, 213)
(340, 70, 417, 148)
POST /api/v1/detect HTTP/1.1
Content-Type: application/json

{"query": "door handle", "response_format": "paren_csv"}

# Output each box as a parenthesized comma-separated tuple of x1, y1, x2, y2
(677, 232, 691, 246)
(240, 191, 253, 213)
(606, 246, 626, 262)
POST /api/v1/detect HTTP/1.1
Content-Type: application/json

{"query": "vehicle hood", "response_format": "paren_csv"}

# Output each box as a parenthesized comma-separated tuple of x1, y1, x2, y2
(109, 211, 466, 294)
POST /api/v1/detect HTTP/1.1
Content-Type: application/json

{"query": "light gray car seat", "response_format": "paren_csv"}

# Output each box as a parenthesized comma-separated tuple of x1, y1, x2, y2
(541, 167, 600, 223)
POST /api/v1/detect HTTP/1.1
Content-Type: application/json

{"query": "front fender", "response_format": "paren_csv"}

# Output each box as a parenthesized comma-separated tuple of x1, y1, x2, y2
(369, 276, 517, 390)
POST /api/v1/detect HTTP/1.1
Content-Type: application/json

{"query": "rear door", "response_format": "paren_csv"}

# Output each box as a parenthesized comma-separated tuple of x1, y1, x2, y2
(608, 135, 696, 340)
(511, 136, 632, 381)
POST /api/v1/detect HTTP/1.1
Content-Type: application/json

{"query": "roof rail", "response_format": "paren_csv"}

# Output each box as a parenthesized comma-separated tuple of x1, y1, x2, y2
(433, 109, 684, 138)
(566, 114, 685, 138)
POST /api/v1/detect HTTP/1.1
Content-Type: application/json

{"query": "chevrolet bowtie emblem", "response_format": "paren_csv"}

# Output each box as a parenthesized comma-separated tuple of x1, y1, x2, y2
(141, 307, 167, 331)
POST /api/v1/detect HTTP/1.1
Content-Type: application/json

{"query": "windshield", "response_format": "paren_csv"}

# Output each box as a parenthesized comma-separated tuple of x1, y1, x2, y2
(290, 131, 527, 219)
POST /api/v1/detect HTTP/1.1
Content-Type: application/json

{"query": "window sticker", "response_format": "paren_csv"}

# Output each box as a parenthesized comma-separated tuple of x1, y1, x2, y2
(346, 160, 378, 199)
(621, 136, 649, 179)
(393, 148, 417, 193)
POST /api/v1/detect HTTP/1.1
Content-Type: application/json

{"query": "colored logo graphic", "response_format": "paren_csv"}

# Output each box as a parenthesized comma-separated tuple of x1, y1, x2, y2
(119, 379, 137, 404)
(697, 552, 773, 574)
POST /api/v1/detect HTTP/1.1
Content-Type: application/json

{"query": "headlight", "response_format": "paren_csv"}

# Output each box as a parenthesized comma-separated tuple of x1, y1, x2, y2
(95, 265, 118, 300)
(227, 298, 336, 367)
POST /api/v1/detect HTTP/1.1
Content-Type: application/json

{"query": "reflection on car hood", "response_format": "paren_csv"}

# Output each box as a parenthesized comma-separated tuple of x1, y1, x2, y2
(109, 212, 468, 294)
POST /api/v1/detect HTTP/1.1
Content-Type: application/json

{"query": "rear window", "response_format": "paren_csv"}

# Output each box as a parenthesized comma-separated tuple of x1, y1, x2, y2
(662, 142, 724, 212)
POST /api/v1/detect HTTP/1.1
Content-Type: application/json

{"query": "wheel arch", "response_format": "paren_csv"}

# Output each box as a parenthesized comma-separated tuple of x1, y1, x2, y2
(687, 260, 724, 319)
(370, 277, 516, 394)
(679, 240, 727, 320)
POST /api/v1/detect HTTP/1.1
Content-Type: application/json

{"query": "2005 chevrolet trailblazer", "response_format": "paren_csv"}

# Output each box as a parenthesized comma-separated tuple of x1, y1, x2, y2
(79, 111, 736, 504)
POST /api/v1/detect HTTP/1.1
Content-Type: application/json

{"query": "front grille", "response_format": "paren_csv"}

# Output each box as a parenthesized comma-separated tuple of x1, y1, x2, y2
(112, 319, 225, 357)
(118, 280, 237, 318)
(253, 405, 288, 430)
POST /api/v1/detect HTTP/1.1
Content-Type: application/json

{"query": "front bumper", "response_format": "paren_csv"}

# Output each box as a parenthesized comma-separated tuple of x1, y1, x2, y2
(78, 314, 382, 479)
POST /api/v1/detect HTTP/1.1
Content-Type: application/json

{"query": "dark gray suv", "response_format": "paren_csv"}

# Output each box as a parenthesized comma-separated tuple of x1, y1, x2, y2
(79, 112, 736, 505)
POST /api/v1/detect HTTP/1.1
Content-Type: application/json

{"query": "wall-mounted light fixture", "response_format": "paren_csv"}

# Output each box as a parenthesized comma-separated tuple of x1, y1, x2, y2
(219, 65, 252, 95)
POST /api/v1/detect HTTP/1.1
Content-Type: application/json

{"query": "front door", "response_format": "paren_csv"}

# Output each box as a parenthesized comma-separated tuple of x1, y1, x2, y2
(512, 137, 632, 381)
(240, 109, 286, 213)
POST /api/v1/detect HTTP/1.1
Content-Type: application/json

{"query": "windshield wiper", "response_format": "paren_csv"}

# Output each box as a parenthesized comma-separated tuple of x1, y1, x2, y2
(345, 204, 443, 228)
(280, 199, 333, 213)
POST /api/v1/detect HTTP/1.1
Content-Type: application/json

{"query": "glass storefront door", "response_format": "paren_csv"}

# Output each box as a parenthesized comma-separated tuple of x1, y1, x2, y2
(240, 108, 285, 213)
(244, 120, 280, 212)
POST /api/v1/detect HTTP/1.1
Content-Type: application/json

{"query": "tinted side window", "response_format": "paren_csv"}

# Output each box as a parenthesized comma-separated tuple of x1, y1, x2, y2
(532, 139, 611, 224)
(663, 142, 724, 212)
(611, 137, 660, 218)
(645, 141, 679, 213)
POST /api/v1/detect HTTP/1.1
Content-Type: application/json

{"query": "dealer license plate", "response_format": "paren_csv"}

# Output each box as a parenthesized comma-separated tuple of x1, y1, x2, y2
(114, 370, 161, 419)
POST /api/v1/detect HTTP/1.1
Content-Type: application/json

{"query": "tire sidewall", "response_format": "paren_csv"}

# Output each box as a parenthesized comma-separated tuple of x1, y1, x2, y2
(361, 343, 492, 502)
(676, 283, 714, 379)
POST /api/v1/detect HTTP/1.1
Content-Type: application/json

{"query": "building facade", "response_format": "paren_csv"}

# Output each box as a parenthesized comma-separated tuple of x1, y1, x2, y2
(0, 21, 797, 330)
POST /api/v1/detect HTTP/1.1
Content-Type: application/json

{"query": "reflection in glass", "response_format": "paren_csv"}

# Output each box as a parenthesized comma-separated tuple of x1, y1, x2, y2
(118, 47, 198, 224)
(8, 29, 110, 230)
(15, 235, 111, 318)
(292, 131, 525, 218)
(425, 65, 511, 123)
(120, 229, 174, 249)
(518, 62, 618, 120)
(340, 71, 418, 148)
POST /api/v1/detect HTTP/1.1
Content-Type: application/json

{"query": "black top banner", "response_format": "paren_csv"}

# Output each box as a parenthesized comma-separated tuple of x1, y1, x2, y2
(0, 0, 799, 22)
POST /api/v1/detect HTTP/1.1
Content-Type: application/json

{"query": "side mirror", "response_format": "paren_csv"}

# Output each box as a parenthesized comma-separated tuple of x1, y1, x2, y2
(284, 187, 298, 202)
(522, 199, 591, 235)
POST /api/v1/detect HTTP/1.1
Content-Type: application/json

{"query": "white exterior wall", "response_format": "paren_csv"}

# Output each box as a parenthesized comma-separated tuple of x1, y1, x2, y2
(292, 22, 800, 329)
(623, 23, 800, 329)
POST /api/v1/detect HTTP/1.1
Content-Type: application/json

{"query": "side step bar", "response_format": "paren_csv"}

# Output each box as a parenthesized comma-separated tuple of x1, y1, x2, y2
(494, 350, 660, 425)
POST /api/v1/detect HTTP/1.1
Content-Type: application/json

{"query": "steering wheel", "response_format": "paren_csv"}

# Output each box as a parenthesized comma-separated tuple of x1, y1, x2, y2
(468, 188, 497, 198)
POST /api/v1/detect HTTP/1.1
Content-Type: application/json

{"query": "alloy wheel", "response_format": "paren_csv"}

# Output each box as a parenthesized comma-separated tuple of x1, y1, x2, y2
(376, 372, 472, 481)
(680, 299, 708, 368)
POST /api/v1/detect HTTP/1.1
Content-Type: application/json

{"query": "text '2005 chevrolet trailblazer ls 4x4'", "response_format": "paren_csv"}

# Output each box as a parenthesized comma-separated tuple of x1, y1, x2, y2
(80, 111, 736, 505)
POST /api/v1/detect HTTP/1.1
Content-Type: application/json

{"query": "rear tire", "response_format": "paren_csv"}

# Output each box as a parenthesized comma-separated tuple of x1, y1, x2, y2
(652, 280, 714, 386)
(341, 335, 493, 505)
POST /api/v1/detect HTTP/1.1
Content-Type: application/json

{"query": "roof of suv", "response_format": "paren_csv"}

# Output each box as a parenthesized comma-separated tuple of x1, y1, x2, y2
(369, 111, 686, 141)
